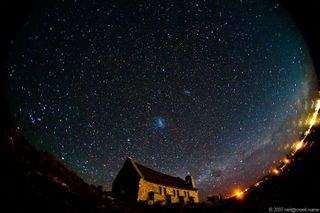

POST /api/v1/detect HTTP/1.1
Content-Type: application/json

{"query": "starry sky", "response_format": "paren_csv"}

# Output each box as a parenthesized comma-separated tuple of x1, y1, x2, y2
(6, 0, 318, 198)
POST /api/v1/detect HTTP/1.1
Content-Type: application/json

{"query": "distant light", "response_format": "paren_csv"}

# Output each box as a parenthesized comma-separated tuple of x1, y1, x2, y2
(272, 168, 280, 175)
(315, 99, 320, 111)
(292, 141, 304, 152)
(304, 98, 320, 136)
(283, 158, 290, 164)
(233, 189, 244, 200)
(304, 129, 310, 136)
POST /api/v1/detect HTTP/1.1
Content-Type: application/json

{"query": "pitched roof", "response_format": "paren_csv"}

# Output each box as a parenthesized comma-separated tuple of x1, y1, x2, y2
(128, 157, 196, 190)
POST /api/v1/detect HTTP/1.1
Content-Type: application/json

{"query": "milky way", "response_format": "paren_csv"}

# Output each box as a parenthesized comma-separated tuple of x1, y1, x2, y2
(7, 0, 318, 198)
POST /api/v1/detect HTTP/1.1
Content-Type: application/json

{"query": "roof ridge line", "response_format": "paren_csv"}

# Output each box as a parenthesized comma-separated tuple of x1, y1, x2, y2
(128, 157, 145, 179)
(138, 163, 181, 179)
(127, 157, 196, 190)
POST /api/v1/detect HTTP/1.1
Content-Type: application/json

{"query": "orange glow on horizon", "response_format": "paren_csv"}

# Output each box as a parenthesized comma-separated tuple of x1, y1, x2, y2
(272, 168, 280, 175)
(283, 158, 290, 164)
(225, 96, 320, 200)
(292, 141, 304, 152)
(233, 189, 244, 200)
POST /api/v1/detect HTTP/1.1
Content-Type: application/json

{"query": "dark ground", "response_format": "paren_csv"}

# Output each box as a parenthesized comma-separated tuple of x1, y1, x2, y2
(1, 0, 320, 212)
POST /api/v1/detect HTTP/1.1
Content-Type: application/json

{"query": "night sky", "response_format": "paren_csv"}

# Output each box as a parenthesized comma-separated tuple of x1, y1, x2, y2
(7, 0, 318, 197)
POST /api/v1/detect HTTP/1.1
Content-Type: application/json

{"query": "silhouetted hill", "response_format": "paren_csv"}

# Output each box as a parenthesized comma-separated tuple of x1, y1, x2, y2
(243, 125, 320, 207)
(0, 127, 114, 212)
(207, 125, 320, 212)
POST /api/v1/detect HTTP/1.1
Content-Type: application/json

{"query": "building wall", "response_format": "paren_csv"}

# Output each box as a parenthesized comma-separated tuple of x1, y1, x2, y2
(112, 160, 141, 201)
(137, 179, 199, 204)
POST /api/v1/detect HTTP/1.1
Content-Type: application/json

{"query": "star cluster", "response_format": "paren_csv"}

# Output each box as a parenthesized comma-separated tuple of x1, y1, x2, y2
(7, 0, 317, 197)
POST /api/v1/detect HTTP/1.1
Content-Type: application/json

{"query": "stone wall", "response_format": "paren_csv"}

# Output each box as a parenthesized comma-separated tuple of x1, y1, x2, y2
(137, 178, 199, 204)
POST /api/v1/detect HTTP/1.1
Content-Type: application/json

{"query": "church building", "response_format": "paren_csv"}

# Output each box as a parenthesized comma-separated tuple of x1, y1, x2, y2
(112, 157, 200, 205)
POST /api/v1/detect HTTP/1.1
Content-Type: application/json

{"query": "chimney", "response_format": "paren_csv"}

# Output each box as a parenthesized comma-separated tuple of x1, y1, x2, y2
(185, 175, 196, 189)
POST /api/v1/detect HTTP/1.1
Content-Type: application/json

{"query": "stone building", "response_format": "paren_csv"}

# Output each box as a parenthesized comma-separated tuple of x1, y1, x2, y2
(112, 157, 200, 205)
